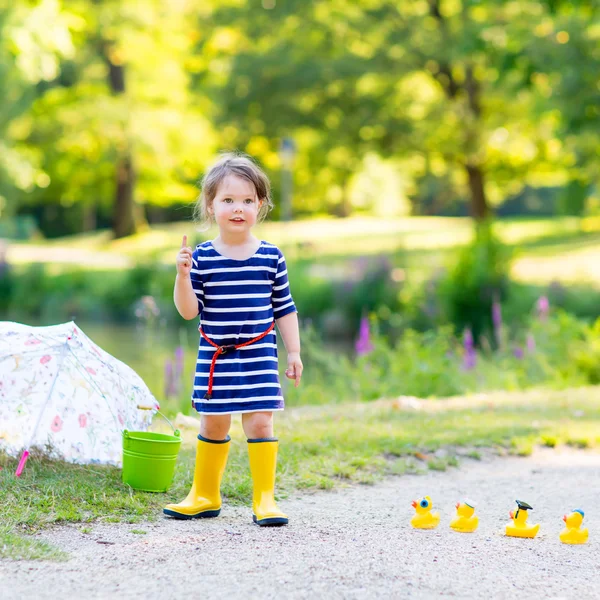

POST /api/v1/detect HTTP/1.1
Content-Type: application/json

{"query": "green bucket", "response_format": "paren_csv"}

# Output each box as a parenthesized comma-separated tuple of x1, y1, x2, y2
(122, 429, 182, 492)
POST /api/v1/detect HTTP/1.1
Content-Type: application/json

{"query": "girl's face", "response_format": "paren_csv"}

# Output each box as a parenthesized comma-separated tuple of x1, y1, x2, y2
(210, 175, 263, 236)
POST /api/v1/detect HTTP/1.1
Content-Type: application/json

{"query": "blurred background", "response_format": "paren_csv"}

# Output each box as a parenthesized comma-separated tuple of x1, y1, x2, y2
(1, 0, 600, 415)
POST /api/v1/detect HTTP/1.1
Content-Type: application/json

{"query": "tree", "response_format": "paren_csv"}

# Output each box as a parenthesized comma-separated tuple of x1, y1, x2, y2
(525, 1, 600, 215)
(0, 1, 74, 222)
(96, 7, 137, 238)
(13, 0, 217, 238)
(195, 0, 579, 220)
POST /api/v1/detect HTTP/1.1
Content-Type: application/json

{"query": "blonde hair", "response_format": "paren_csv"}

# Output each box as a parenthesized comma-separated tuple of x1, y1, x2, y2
(194, 152, 273, 229)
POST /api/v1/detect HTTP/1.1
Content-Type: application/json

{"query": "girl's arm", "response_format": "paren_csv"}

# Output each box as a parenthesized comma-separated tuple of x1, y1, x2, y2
(276, 311, 303, 387)
(174, 274, 199, 320)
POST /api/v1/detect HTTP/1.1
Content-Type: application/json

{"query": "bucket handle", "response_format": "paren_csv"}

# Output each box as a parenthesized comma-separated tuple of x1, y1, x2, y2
(137, 404, 181, 438)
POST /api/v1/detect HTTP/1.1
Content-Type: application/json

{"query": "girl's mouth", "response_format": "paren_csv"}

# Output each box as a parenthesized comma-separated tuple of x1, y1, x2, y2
(230, 218, 244, 223)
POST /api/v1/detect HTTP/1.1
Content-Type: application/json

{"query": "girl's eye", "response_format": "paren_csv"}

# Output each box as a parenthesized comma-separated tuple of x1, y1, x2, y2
(244, 198, 254, 204)
(223, 198, 233, 203)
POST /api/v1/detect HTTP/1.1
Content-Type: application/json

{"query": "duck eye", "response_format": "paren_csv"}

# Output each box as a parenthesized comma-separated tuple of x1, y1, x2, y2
(420, 499, 429, 508)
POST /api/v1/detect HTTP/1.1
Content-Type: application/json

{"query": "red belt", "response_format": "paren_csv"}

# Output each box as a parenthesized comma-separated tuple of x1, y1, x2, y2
(198, 322, 275, 400)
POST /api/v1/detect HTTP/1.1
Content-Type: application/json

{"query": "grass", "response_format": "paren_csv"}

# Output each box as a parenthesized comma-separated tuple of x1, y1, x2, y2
(0, 526, 68, 561)
(2, 385, 600, 560)
(8, 215, 600, 286)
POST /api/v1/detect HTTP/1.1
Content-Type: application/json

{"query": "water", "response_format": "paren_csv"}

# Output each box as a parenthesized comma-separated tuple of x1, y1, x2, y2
(79, 320, 204, 413)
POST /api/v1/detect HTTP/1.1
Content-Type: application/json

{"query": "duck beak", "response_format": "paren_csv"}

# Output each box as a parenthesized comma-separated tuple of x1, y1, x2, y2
(509, 511, 514, 519)
(563, 515, 567, 522)
(455, 502, 460, 509)
(411, 501, 417, 508)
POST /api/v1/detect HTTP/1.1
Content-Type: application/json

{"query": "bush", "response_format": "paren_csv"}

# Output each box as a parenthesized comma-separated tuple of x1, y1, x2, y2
(284, 310, 600, 406)
(572, 318, 600, 385)
(103, 264, 157, 322)
(439, 221, 512, 343)
(0, 258, 13, 314)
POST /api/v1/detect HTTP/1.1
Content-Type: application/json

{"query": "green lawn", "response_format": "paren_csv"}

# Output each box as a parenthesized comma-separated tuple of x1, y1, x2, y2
(8, 215, 600, 286)
(2, 385, 599, 560)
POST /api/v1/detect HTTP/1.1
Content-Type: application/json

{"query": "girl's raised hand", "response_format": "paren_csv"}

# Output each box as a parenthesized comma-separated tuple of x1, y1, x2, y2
(176, 235, 193, 277)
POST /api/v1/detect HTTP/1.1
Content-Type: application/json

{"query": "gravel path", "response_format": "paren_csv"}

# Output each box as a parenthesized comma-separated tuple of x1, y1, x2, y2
(2, 448, 599, 600)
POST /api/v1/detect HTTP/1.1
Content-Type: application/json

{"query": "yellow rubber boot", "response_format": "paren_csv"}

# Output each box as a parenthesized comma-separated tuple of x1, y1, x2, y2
(248, 438, 288, 526)
(163, 435, 230, 519)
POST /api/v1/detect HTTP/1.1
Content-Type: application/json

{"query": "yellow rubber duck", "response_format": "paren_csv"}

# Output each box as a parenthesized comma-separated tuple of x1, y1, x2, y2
(560, 509, 588, 545)
(505, 500, 540, 538)
(410, 496, 440, 529)
(450, 499, 479, 533)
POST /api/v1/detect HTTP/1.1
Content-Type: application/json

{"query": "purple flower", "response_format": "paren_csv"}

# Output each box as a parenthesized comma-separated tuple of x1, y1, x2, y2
(355, 316, 374, 356)
(492, 298, 502, 329)
(492, 296, 503, 349)
(513, 347, 524, 360)
(464, 328, 474, 351)
(537, 296, 550, 320)
(165, 347, 184, 397)
(174, 346, 184, 377)
(164, 360, 176, 399)
(0, 241, 8, 277)
(463, 328, 477, 370)
(526, 333, 536, 354)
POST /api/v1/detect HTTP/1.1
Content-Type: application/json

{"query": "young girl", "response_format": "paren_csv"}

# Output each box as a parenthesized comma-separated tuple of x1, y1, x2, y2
(164, 153, 302, 527)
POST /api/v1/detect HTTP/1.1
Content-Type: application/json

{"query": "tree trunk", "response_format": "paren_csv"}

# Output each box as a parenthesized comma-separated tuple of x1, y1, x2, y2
(113, 156, 135, 238)
(462, 64, 490, 221)
(101, 42, 137, 239)
(339, 192, 352, 217)
(465, 163, 489, 221)
(331, 173, 354, 218)
(333, 186, 353, 217)
(82, 203, 97, 232)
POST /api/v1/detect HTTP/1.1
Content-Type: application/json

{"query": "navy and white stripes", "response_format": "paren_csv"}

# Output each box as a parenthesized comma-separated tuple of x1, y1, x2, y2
(189, 241, 296, 414)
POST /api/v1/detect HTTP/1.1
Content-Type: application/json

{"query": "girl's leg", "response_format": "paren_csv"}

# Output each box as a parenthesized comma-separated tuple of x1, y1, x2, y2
(163, 414, 232, 519)
(243, 411, 288, 527)
(201, 414, 232, 440)
(241, 411, 273, 439)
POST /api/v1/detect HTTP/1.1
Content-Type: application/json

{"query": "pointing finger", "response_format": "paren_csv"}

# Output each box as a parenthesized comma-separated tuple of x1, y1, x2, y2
(182, 235, 187, 249)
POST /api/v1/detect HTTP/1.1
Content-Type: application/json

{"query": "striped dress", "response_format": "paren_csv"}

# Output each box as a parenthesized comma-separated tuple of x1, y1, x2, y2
(189, 240, 297, 414)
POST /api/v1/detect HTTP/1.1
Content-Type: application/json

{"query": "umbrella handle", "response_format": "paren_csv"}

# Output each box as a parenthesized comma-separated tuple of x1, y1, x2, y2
(15, 450, 30, 477)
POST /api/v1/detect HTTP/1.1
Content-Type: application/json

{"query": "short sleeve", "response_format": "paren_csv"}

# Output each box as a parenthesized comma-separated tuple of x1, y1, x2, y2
(271, 249, 297, 319)
(189, 248, 204, 315)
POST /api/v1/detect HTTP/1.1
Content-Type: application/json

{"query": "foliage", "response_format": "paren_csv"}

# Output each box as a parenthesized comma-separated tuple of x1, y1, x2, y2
(284, 311, 600, 406)
(1, 2, 599, 235)
(0, 256, 401, 335)
(0, 2, 75, 219)
(4, 1, 217, 237)
(571, 319, 600, 385)
(6, 227, 600, 342)
(527, 3, 600, 204)
(199, 0, 598, 218)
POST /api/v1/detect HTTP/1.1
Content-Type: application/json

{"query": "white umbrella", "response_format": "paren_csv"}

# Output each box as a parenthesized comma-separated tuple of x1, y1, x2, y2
(0, 321, 157, 474)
